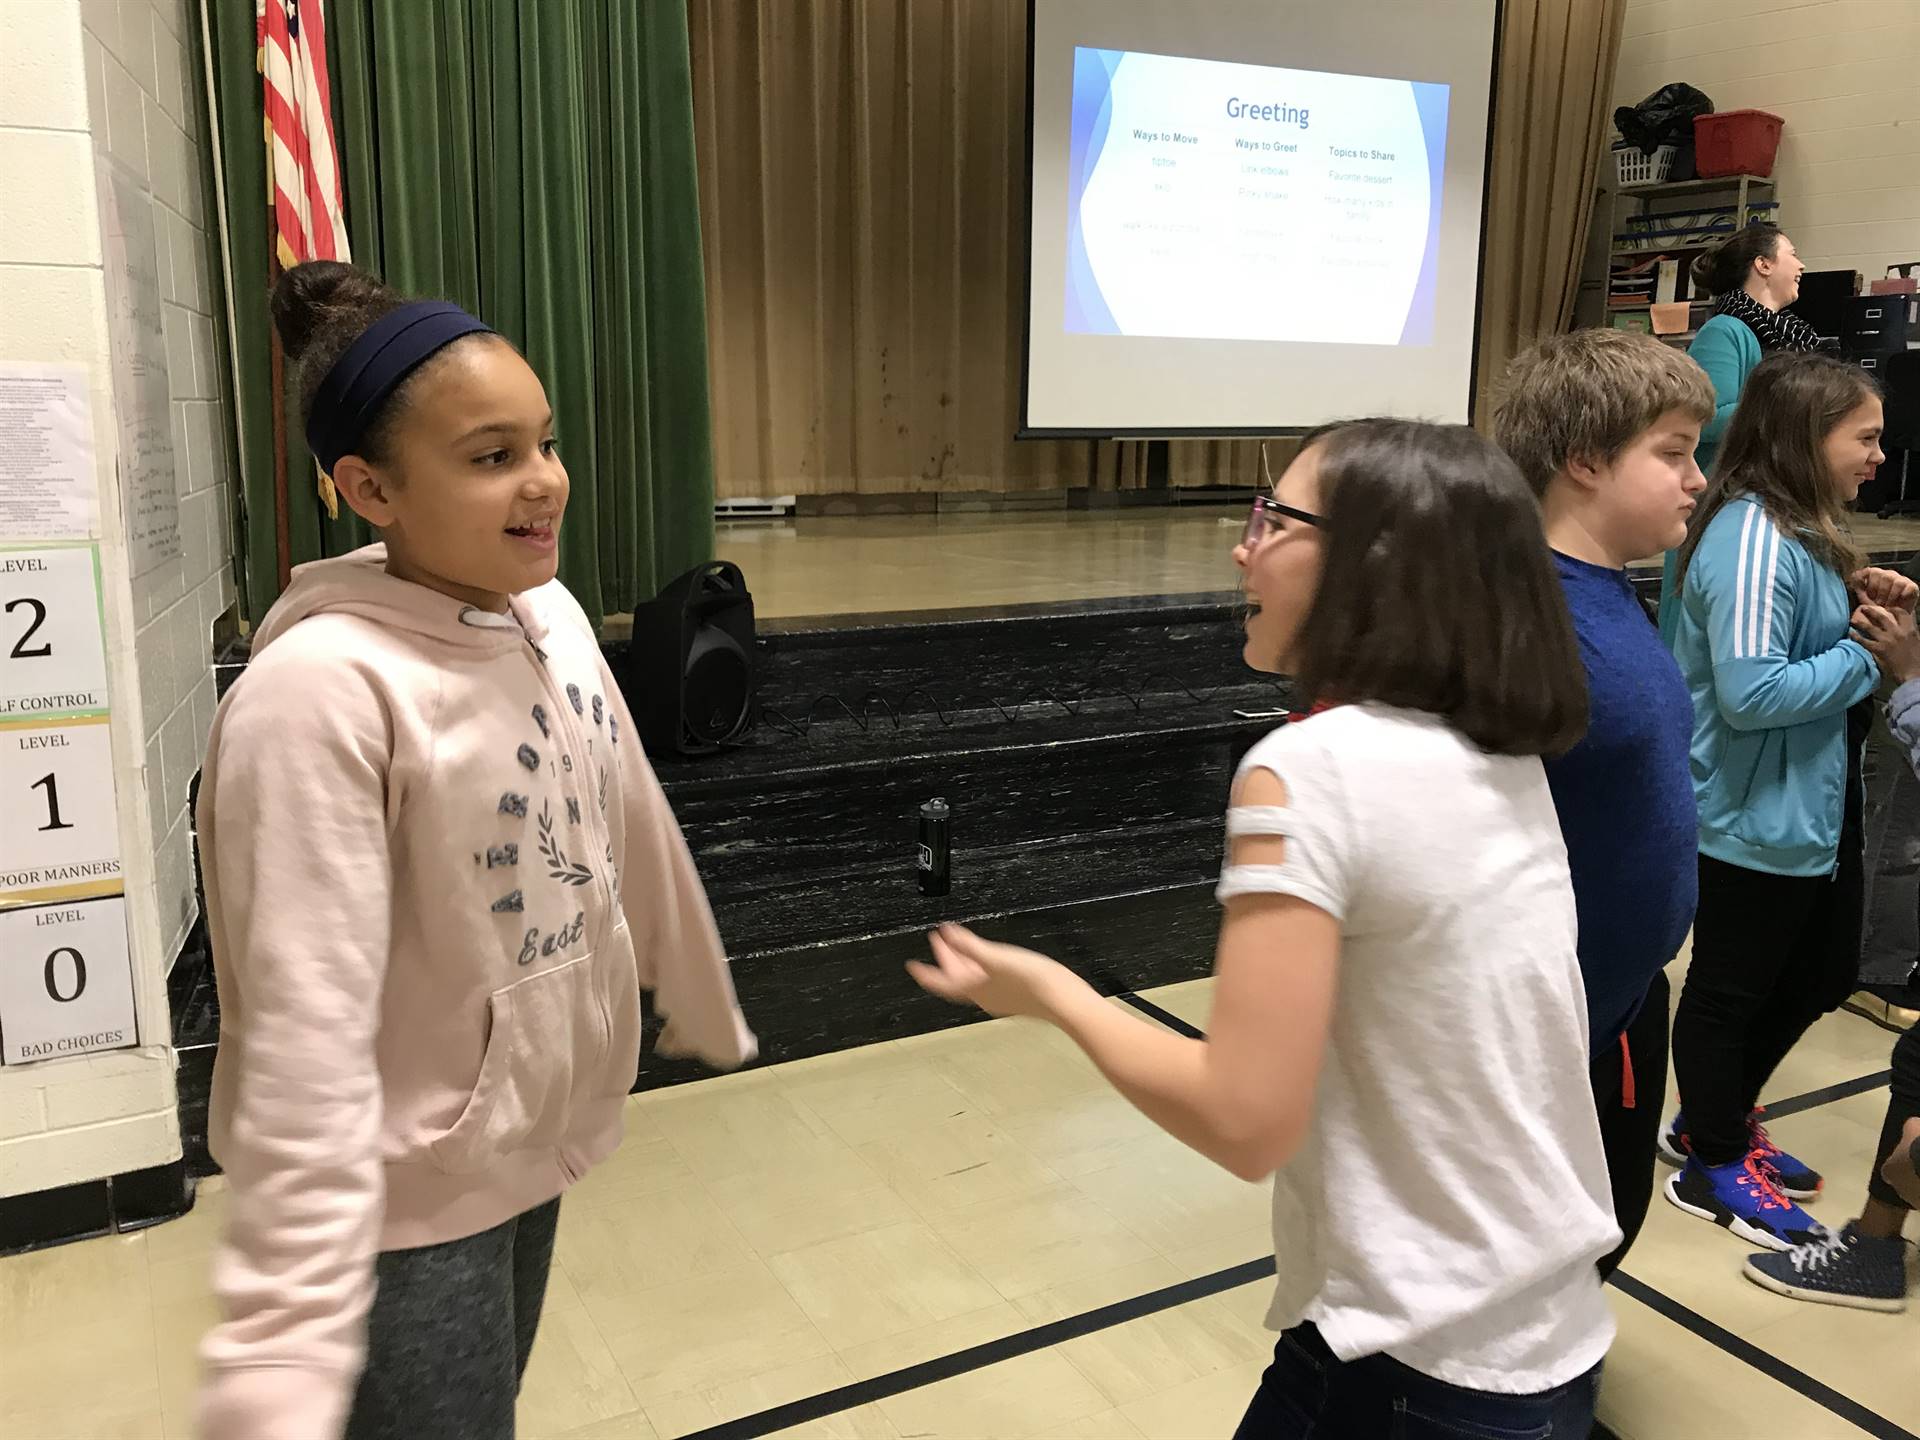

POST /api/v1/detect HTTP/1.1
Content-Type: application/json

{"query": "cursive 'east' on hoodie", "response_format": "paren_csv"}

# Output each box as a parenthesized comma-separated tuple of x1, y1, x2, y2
(193, 546, 755, 1439)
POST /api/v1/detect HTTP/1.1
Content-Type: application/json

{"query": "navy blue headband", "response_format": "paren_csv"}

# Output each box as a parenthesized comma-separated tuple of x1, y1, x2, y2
(306, 301, 494, 473)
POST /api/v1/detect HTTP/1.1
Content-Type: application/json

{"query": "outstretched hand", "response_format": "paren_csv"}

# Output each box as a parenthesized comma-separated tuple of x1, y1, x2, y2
(906, 925, 1082, 1021)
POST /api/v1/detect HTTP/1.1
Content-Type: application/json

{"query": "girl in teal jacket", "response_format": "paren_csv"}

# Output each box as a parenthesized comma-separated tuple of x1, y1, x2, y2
(1657, 223, 1819, 645)
(1662, 354, 1898, 1251)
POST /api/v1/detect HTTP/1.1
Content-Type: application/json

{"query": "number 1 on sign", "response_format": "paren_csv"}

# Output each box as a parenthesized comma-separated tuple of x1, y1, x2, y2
(31, 773, 75, 831)
(0, 721, 121, 905)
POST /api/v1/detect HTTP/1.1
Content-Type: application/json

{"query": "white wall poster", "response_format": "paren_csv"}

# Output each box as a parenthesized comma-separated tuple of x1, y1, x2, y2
(0, 547, 110, 722)
(0, 896, 138, 1064)
(0, 718, 123, 908)
(0, 364, 99, 541)
(98, 167, 181, 578)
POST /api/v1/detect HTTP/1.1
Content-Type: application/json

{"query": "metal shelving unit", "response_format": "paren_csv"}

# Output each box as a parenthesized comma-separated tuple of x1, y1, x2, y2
(1603, 173, 1779, 342)
(1617, 172, 1777, 201)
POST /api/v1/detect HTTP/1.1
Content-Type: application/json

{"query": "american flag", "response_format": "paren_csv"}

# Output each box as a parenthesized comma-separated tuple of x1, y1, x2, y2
(257, 0, 349, 268)
(257, 0, 351, 512)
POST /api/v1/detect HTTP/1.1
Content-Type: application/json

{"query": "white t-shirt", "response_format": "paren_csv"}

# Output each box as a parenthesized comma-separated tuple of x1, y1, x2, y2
(1221, 705, 1619, 1394)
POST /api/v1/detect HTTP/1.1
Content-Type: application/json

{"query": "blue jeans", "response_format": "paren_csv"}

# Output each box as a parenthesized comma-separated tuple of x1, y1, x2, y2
(1234, 1322, 1600, 1439)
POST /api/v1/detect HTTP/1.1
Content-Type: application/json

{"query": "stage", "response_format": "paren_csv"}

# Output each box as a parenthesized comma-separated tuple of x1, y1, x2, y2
(700, 504, 1920, 624)
(171, 511, 1920, 1171)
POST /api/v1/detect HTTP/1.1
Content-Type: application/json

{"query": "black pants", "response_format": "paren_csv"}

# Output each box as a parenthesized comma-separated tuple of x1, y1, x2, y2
(1233, 1322, 1599, 1439)
(345, 1198, 561, 1440)
(1672, 852, 1863, 1166)
(1590, 970, 1671, 1278)
(1859, 697, 1920, 995)
(1869, 1023, 1920, 1210)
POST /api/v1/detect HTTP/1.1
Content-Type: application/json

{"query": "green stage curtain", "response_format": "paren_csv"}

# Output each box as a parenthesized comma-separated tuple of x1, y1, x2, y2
(208, 0, 717, 627)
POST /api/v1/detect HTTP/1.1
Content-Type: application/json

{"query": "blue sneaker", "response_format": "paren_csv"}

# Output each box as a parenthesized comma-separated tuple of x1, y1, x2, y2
(1744, 1223, 1908, 1312)
(1664, 1155, 1825, 1252)
(1744, 1108, 1822, 1200)
(1658, 1109, 1822, 1200)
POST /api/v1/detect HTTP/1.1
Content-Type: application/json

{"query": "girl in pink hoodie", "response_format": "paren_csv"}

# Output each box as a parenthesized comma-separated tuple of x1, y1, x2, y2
(194, 261, 755, 1440)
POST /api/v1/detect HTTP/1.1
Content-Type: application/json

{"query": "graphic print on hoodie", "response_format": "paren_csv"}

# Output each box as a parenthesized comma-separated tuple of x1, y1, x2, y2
(193, 546, 755, 1440)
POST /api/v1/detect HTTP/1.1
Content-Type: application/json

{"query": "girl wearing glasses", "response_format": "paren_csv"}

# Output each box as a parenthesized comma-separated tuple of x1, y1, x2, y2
(910, 420, 1617, 1437)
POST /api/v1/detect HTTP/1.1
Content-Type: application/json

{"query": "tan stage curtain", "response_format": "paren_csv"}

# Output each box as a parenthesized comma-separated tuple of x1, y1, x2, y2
(1475, 0, 1628, 423)
(689, 0, 1169, 499)
(691, 1, 1623, 500)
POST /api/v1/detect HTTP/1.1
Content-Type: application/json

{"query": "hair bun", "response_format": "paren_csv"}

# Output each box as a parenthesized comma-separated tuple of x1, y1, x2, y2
(271, 260, 400, 364)
(1690, 222, 1782, 298)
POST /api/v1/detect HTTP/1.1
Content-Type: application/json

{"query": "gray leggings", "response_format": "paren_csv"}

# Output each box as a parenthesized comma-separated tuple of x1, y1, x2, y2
(345, 1198, 561, 1440)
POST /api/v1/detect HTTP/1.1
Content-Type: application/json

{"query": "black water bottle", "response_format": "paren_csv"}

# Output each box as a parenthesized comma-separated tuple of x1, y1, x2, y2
(917, 797, 951, 896)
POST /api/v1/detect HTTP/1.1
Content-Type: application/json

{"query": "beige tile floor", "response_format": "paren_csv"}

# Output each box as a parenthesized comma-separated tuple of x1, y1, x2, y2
(5, 960, 1919, 1439)
(712, 508, 1920, 622)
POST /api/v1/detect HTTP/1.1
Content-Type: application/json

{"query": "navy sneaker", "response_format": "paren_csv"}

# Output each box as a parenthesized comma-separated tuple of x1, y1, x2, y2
(1664, 1155, 1826, 1252)
(1658, 1108, 1822, 1199)
(1744, 1223, 1908, 1312)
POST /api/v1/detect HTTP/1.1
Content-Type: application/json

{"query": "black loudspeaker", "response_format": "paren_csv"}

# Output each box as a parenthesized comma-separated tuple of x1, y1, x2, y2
(622, 561, 756, 757)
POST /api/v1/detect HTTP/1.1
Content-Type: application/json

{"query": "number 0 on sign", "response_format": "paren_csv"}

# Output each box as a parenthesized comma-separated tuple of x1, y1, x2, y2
(0, 896, 138, 1064)
(0, 719, 122, 906)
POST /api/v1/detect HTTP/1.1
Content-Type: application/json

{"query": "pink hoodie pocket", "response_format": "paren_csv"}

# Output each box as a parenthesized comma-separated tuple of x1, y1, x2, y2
(429, 954, 611, 1176)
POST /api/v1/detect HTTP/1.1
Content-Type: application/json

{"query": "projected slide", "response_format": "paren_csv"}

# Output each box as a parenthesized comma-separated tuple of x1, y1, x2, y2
(1065, 48, 1450, 346)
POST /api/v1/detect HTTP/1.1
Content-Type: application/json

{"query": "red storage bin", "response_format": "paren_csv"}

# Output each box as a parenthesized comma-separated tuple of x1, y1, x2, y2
(1694, 109, 1784, 178)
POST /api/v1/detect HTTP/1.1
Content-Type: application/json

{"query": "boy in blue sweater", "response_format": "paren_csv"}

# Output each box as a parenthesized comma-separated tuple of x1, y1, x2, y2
(1495, 330, 1714, 1275)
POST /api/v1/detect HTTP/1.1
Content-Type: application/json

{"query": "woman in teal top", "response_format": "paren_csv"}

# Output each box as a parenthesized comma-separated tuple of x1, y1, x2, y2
(1657, 223, 1818, 644)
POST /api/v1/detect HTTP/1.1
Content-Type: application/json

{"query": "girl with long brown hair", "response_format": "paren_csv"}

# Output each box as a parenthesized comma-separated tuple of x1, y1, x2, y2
(911, 421, 1620, 1436)
(1661, 352, 1902, 1253)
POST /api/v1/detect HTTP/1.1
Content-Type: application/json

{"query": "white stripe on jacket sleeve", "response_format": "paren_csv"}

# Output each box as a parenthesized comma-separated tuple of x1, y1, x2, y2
(1758, 524, 1781, 656)
(1731, 505, 1785, 660)
(1734, 504, 1757, 659)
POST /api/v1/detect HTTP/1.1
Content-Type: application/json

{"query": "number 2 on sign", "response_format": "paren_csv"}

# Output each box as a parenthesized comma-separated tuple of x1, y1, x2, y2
(6, 597, 52, 659)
